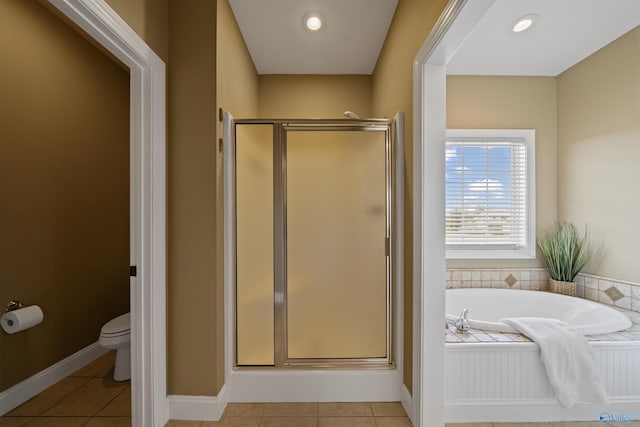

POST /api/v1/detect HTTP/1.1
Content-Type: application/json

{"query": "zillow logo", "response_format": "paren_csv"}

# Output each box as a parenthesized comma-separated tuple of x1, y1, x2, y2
(599, 413, 640, 422)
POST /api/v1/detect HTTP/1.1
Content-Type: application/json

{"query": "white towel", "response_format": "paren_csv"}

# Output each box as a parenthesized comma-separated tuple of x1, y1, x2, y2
(501, 317, 608, 408)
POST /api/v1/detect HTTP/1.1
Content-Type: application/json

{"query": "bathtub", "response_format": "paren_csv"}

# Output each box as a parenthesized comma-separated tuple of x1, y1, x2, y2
(444, 288, 640, 422)
(446, 288, 632, 335)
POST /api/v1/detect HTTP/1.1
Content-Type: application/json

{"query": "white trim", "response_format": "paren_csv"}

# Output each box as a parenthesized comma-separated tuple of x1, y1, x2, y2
(401, 384, 413, 425)
(223, 112, 236, 391)
(46, 1, 167, 426)
(394, 112, 405, 382)
(0, 343, 107, 416)
(167, 386, 228, 422)
(229, 370, 401, 403)
(445, 399, 640, 423)
(413, 1, 495, 426)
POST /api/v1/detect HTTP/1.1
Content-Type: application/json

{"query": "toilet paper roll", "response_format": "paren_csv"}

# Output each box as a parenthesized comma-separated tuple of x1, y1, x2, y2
(1, 305, 44, 334)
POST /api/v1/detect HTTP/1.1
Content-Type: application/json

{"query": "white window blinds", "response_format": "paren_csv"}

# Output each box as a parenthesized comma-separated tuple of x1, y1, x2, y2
(446, 129, 535, 258)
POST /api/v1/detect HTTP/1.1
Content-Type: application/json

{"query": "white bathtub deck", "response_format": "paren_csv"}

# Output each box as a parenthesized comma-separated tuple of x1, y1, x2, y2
(444, 306, 640, 423)
(445, 306, 640, 343)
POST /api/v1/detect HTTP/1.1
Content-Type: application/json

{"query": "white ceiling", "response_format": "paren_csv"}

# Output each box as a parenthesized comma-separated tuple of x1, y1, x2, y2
(228, 0, 398, 75)
(447, 0, 640, 76)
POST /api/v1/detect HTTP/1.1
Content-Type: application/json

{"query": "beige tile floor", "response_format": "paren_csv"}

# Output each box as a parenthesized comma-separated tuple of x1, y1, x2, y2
(165, 402, 412, 426)
(5, 354, 639, 427)
(0, 351, 131, 427)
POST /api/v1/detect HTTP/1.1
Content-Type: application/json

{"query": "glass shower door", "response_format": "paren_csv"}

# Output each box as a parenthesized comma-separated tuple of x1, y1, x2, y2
(285, 129, 389, 361)
(234, 120, 393, 367)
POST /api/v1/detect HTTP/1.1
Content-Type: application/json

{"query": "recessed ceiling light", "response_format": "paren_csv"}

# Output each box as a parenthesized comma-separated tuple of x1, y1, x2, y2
(512, 14, 539, 33)
(305, 14, 323, 31)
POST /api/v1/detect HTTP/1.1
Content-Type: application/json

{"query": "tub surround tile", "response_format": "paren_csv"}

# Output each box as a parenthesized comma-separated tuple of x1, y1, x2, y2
(614, 296, 632, 310)
(445, 305, 638, 343)
(446, 334, 463, 343)
(599, 280, 613, 291)
(605, 286, 625, 302)
(504, 274, 517, 287)
(598, 290, 614, 305)
(585, 287, 598, 301)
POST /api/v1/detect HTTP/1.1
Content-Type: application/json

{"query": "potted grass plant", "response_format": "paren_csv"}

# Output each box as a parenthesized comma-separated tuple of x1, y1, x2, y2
(537, 222, 591, 296)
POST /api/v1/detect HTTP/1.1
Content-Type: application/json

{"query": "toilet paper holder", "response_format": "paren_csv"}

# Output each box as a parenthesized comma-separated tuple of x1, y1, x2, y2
(5, 300, 24, 313)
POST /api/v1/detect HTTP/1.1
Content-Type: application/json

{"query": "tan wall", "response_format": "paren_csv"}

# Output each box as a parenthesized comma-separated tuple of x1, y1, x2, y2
(557, 26, 640, 283)
(258, 75, 370, 118)
(446, 76, 557, 269)
(0, 1, 129, 391)
(217, 0, 259, 119)
(167, 0, 220, 395)
(371, 0, 449, 392)
(215, 0, 260, 388)
(105, 0, 168, 61)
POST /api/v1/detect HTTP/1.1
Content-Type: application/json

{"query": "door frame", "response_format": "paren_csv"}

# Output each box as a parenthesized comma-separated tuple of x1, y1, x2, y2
(47, 1, 167, 426)
(411, 1, 494, 426)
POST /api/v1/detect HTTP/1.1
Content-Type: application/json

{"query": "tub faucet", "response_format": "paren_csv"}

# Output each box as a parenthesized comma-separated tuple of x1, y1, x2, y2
(454, 308, 470, 333)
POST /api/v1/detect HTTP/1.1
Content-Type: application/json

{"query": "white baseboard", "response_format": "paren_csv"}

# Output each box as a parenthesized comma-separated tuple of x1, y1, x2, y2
(445, 398, 640, 422)
(401, 383, 413, 424)
(228, 369, 402, 403)
(0, 342, 108, 416)
(168, 385, 227, 421)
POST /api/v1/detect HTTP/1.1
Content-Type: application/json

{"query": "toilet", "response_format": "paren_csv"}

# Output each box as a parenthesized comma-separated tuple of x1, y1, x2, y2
(99, 312, 131, 381)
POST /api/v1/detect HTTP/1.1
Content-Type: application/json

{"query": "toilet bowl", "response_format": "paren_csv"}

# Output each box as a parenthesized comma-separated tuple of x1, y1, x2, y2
(99, 312, 130, 381)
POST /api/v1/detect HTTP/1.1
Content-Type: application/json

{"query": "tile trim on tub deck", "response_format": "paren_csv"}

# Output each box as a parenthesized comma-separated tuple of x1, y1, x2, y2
(446, 268, 640, 313)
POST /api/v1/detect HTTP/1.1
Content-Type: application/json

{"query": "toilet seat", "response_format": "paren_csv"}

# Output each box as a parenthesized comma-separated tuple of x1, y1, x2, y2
(99, 313, 130, 348)
(100, 313, 130, 336)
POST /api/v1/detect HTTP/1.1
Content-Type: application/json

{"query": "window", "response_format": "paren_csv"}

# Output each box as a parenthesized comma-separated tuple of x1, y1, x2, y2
(445, 129, 535, 259)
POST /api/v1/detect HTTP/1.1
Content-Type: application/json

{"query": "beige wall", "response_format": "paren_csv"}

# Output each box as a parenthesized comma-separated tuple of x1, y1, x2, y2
(557, 26, 640, 283)
(0, 1, 129, 391)
(217, 0, 259, 119)
(105, 0, 168, 61)
(258, 75, 370, 118)
(446, 76, 557, 269)
(103, 0, 451, 396)
(106, 0, 224, 395)
(167, 0, 220, 395)
(371, 0, 449, 391)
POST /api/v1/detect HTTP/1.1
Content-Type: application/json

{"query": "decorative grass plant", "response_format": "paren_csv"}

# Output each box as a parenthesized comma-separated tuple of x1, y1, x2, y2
(537, 222, 591, 283)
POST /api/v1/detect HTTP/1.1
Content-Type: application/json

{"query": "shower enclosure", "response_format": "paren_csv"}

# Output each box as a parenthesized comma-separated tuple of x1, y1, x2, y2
(227, 116, 401, 368)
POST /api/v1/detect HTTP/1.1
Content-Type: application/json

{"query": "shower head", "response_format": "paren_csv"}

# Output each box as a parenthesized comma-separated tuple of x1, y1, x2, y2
(343, 111, 360, 119)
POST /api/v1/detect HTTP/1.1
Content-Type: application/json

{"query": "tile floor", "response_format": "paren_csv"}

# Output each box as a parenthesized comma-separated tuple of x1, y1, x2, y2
(165, 402, 412, 426)
(4, 354, 639, 427)
(0, 351, 130, 427)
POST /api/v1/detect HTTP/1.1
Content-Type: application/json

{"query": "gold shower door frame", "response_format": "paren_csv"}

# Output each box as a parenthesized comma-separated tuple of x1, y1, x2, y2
(234, 119, 395, 368)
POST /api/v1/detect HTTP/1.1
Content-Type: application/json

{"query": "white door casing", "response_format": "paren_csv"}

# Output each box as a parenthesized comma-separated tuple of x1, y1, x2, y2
(46, 1, 168, 426)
